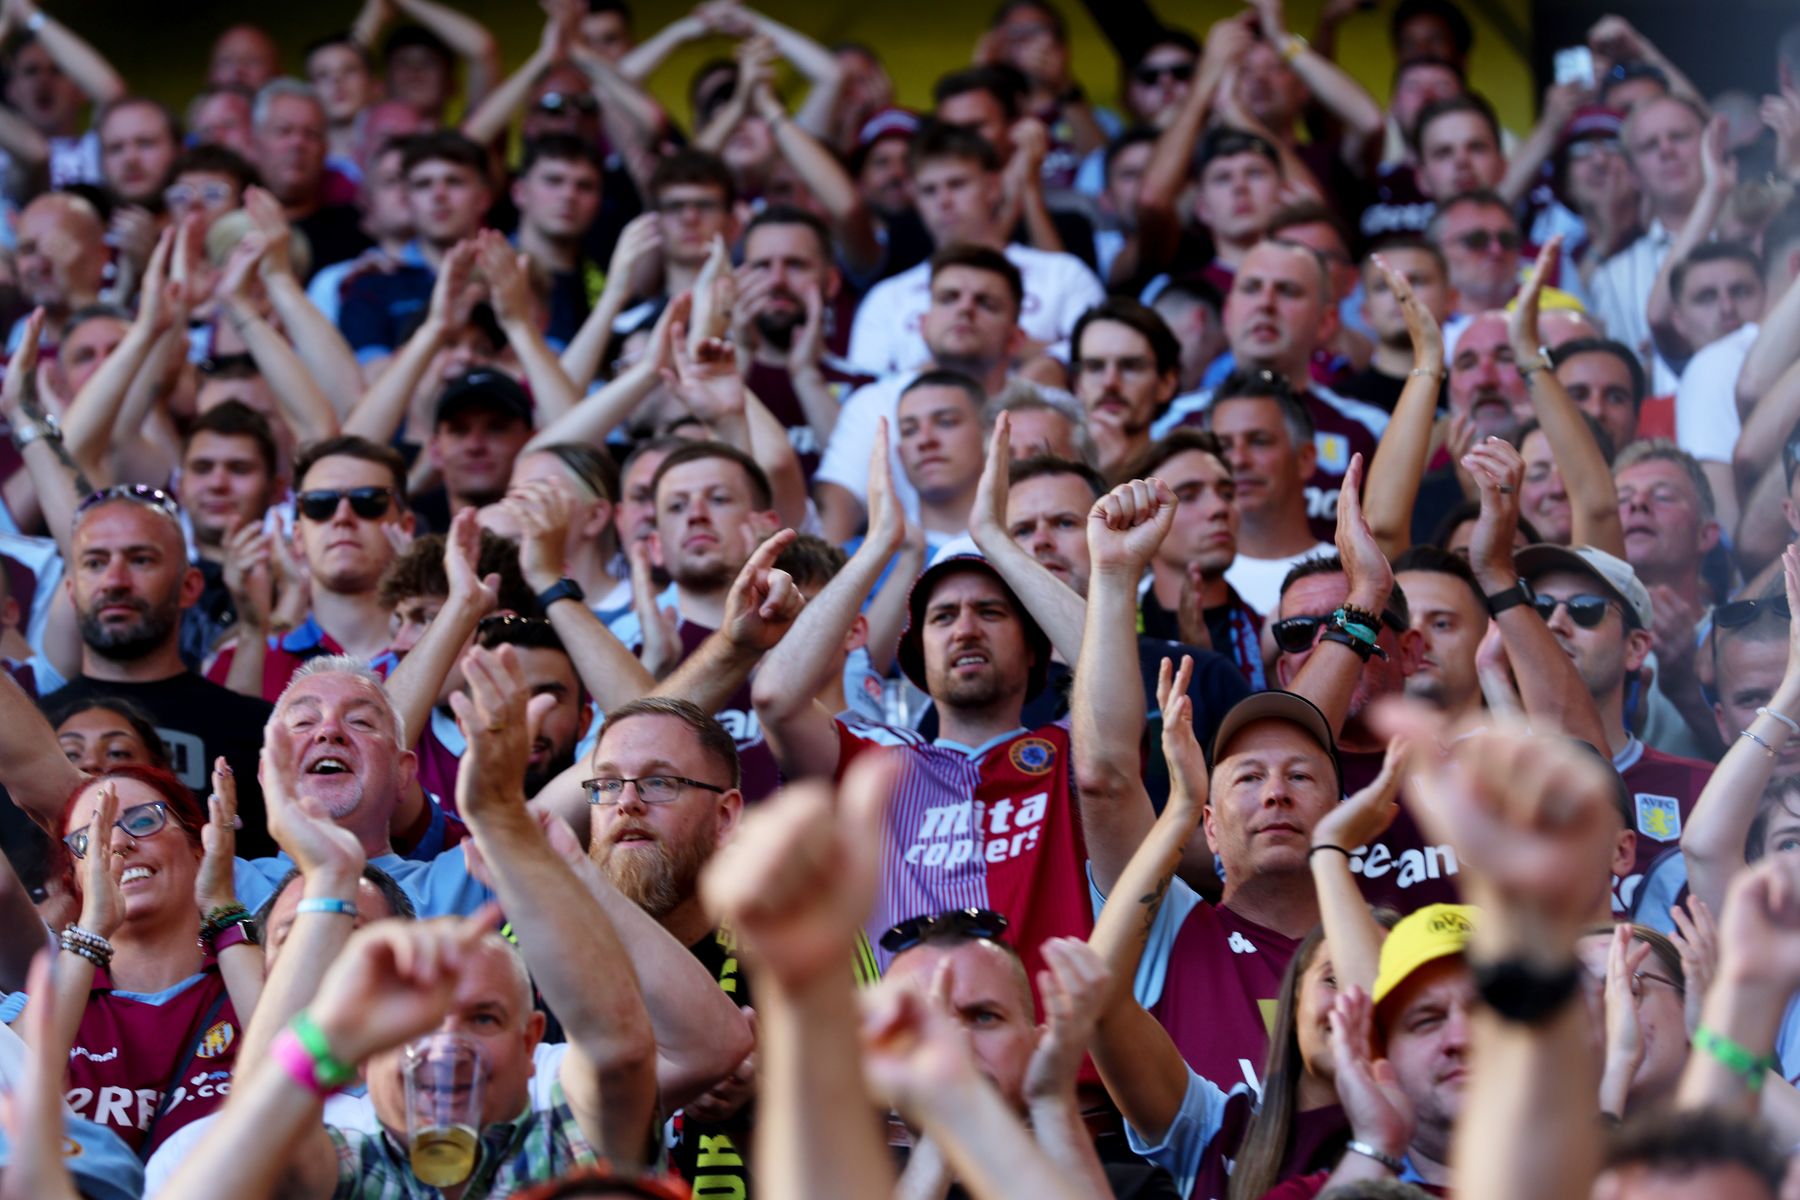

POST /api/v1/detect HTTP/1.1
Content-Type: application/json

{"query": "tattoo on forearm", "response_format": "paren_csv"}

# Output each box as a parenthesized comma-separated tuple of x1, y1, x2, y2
(1138, 873, 1173, 936)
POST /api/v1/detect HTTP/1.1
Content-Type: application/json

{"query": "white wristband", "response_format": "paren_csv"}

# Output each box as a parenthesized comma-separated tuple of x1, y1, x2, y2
(1758, 706, 1800, 737)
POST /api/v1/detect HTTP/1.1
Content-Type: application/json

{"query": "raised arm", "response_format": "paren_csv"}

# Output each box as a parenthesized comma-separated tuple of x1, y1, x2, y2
(460, 1, 569, 146)
(1086, 672, 1215, 1144)
(1462, 435, 1610, 750)
(0, 663, 85, 831)
(1676, 853, 1800, 1122)
(1498, 83, 1591, 207)
(751, 84, 880, 275)
(245, 189, 364, 416)
(739, 3, 843, 138)
(3, 307, 89, 560)
(381, 508, 499, 753)
(863, 962, 1088, 1200)
(474, 230, 579, 425)
(162, 913, 502, 1200)
(616, 8, 708, 86)
(1647, 117, 1734, 360)
(1682, 547, 1800, 913)
(1112, 16, 1246, 286)
(526, 291, 680, 452)
(1362, 257, 1447, 559)
(701, 757, 899, 1200)
(559, 213, 659, 391)
(391, 0, 501, 106)
(1510, 237, 1625, 557)
(1307, 738, 1407, 994)
(1736, 250, 1800, 418)
(1285, 454, 1393, 735)
(1, 950, 82, 1200)
(751, 424, 903, 778)
(454, 647, 659, 1162)
(217, 234, 341, 446)
(1249, 0, 1384, 164)
(59, 229, 178, 481)
(345, 239, 472, 442)
(507, 480, 657, 707)
(654, 527, 802, 713)
(1388, 715, 1617, 1200)
(967, 415, 1087, 661)
(1074, 476, 1176, 895)
(4, 0, 123, 105)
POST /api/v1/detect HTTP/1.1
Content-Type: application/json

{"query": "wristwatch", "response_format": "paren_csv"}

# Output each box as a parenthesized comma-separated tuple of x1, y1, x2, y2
(1471, 956, 1582, 1024)
(535, 577, 585, 611)
(1483, 578, 1535, 617)
(9, 414, 60, 452)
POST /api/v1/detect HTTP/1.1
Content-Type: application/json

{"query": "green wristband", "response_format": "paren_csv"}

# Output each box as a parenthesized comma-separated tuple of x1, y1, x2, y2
(1693, 1026, 1777, 1090)
(290, 1011, 358, 1089)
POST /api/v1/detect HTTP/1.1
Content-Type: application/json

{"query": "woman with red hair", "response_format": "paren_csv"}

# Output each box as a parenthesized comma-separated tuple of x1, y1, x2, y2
(45, 756, 260, 1158)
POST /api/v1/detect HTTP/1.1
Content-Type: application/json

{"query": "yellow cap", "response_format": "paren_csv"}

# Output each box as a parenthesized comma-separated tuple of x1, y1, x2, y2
(1371, 904, 1478, 1011)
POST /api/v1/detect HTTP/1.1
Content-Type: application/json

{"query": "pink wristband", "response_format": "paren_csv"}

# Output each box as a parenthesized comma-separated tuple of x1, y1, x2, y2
(271, 1027, 334, 1097)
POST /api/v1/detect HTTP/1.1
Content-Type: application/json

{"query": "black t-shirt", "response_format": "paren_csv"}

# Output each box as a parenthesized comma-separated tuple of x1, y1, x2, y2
(671, 928, 754, 1197)
(44, 673, 278, 858)
(1334, 367, 1409, 414)
(295, 204, 375, 278)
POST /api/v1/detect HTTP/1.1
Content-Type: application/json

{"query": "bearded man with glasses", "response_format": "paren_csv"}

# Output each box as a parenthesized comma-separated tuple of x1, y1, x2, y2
(206, 435, 414, 703)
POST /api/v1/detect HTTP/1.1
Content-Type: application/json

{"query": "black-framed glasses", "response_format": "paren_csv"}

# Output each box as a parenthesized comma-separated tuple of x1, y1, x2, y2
(535, 90, 599, 115)
(582, 775, 728, 806)
(64, 800, 169, 860)
(1716, 595, 1791, 629)
(1531, 592, 1618, 629)
(1270, 609, 1407, 655)
(879, 908, 1010, 955)
(75, 484, 181, 521)
(1454, 229, 1521, 254)
(1133, 61, 1195, 86)
(296, 487, 398, 522)
(199, 352, 257, 377)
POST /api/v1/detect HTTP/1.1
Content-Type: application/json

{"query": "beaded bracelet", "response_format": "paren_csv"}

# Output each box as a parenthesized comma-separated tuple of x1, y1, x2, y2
(1694, 1026, 1776, 1090)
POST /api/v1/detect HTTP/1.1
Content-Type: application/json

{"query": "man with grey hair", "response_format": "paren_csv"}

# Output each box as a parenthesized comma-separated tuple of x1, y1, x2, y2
(983, 382, 1097, 468)
(253, 77, 370, 276)
(230, 652, 494, 915)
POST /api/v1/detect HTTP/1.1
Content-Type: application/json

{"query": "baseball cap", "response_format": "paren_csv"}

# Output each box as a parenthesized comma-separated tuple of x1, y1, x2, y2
(434, 367, 534, 428)
(1372, 903, 1477, 1013)
(1515, 543, 1654, 630)
(1560, 104, 1625, 148)
(1208, 690, 1340, 788)
(894, 539, 1051, 698)
(857, 107, 921, 151)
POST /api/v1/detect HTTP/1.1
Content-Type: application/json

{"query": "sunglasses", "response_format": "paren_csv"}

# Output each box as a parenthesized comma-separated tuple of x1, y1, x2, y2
(64, 800, 170, 860)
(296, 487, 397, 522)
(1531, 592, 1618, 628)
(535, 90, 599, 115)
(75, 483, 181, 521)
(1454, 229, 1522, 254)
(1270, 610, 1406, 656)
(1716, 595, 1791, 629)
(879, 907, 1010, 955)
(1133, 61, 1195, 86)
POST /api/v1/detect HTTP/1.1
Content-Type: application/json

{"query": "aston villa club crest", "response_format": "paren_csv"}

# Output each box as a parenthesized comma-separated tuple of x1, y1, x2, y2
(1635, 793, 1681, 843)
(1010, 737, 1056, 776)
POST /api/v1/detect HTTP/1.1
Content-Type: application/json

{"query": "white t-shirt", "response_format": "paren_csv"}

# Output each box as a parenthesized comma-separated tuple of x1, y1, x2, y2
(1674, 322, 1756, 464)
(845, 244, 1105, 377)
(1224, 542, 1335, 616)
